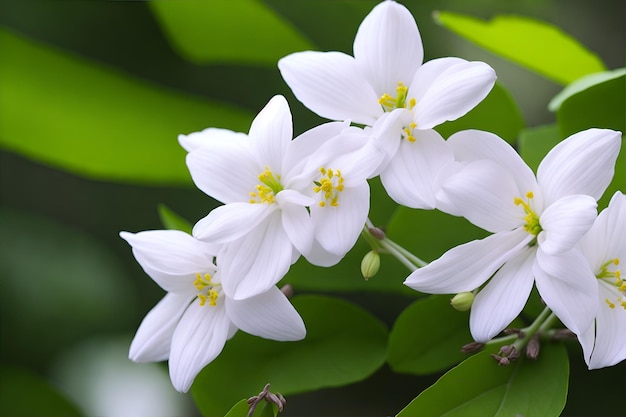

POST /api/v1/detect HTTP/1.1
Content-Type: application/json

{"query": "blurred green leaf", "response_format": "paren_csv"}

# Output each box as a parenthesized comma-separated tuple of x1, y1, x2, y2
(549, 68, 626, 111)
(436, 83, 524, 144)
(0, 208, 135, 368)
(396, 343, 569, 417)
(0, 365, 83, 417)
(223, 399, 277, 417)
(434, 12, 606, 85)
(388, 295, 472, 375)
(0, 29, 254, 184)
(518, 124, 561, 173)
(149, 0, 314, 65)
(158, 204, 193, 234)
(191, 295, 388, 417)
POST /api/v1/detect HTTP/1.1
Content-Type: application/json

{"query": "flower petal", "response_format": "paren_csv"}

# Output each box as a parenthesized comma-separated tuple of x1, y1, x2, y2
(303, 239, 344, 267)
(470, 248, 536, 342)
(120, 230, 216, 294)
(219, 211, 293, 300)
(367, 109, 413, 175)
(437, 159, 524, 232)
(168, 301, 232, 392)
(249, 95, 293, 172)
(412, 60, 496, 129)
(408, 57, 466, 103)
(178, 127, 247, 152)
(226, 286, 306, 341)
(534, 248, 598, 336)
(278, 51, 381, 125)
(129, 293, 192, 363)
(185, 137, 258, 204)
(404, 228, 531, 293)
(277, 193, 314, 256)
(192, 202, 275, 243)
(588, 282, 626, 369)
(538, 195, 597, 255)
(311, 183, 369, 257)
(353, 0, 423, 96)
(380, 128, 453, 209)
(537, 128, 621, 206)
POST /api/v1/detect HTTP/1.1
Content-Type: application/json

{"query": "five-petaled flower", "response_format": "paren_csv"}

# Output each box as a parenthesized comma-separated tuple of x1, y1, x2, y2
(121, 230, 306, 393)
(278, 0, 496, 209)
(404, 128, 621, 343)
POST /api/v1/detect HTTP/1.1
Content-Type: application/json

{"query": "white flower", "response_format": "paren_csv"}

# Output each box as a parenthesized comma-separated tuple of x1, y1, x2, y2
(278, 0, 496, 208)
(180, 95, 348, 300)
(404, 128, 622, 342)
(120, 230, 306, 393)
(577, 191, 626, 369)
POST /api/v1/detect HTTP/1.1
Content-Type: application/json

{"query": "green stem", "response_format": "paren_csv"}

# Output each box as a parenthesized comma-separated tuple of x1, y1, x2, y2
(362, 219, 428, 271)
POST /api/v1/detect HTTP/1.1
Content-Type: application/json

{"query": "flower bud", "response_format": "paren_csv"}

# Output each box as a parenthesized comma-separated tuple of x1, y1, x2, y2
(450, 292, 474, 311)
(361, 250, 381, 280)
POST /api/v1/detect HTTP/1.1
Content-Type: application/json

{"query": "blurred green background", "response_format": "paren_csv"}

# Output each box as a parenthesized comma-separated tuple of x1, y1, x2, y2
(0, 0, 624, 416)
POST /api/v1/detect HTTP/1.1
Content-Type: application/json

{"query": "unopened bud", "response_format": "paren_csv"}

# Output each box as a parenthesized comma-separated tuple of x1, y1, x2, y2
(461, 341, 485, 353)
(368, 227, 386, 240)
(526, 335, 541, 360)
(450, 292, 474, 311)
(361, 251, 381, 280)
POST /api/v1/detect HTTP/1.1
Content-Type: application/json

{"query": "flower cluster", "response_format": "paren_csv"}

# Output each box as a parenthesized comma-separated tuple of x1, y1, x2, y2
(121, 0, 624, 392)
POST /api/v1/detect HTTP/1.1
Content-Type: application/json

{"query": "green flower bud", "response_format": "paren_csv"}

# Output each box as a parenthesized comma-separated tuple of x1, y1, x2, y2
(361, 250, 380, 281)
(450, 292, 474, 311)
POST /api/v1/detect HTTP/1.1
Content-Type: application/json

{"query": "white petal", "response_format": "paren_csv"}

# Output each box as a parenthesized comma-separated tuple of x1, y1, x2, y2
(537, 128, 621, 206)
(408, 57, 466, 103)
(192, 202, 275, 243)
(538, 195, 597, 255)
(185, 138, 258, 204)
(311, 183, 369, 257)
(278, 51, 381, 125)
(249, 95, 292, 172)
(178, 127, 248, 152)
(168, 301, 232, 392)
(353, 0, 423, 95)
(534, 248, 598, 336)
(324, 135, 382, 187)
(404, 228, 531, 293)
(367, 109, 413, 175)
(129, 293, 192, 363)
(588, 282, 626, 369)
(446, 129, 538, 195)
(438, 159, 524, 232)
(412, 60, 496, 129)
(277, 194, 314, 256)
(380, 128, 453, 209)
(219, 212, 293, 300)
(225, 286, 306, 341)
(120, 230, 216, 294)
(303, 239, 344, 267)
(470, 248, 536, 342)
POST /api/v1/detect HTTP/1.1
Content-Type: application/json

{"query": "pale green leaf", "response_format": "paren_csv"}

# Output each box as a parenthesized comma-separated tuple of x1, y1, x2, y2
(223, 399, 277, 417)
(0, 29, 254, 184)
(434, 12, 606, 85)
(549, 68, 626, 111)
(149, 0, 314, 65)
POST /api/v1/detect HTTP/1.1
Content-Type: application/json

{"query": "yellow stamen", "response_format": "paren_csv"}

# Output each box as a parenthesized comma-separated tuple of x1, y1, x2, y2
(378, 82, 413, 112)
(314, 167, 345, 207)
(194, 272, 220, 307)
(249, 166, 283, 204)
(514, 192, 541, 236)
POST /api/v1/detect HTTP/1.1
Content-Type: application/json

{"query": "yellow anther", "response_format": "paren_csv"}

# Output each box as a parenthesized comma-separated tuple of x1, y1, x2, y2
(515, 192, 541, 236)
(250, 166, 282, 204)
(605, 298, 616, 309)
(379, 82, 413, 112)
(314, 166, 345, 208)
(194, 272, 220, 307)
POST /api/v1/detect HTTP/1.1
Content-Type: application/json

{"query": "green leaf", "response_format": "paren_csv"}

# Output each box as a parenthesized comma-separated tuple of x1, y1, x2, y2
(548, 68, 626, 111)
(223, 399, 277, 417)
(158, 204, 193, 234)
(0, 365, 84, 417)
(0, 29, 254, 184)
(191, 295, 388, 417)
(518, 124, 562, 173)
(436, 82, 524, 145)
(149, 0, 314, 65)
(396, 343, 569, 417)
(388, 295, 472, 375)
(434, 12, 606, 85)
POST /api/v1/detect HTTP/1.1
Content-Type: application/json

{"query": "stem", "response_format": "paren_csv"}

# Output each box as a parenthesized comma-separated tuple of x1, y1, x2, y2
(361, 219, 428, 271)
(511, 307, 553, 352)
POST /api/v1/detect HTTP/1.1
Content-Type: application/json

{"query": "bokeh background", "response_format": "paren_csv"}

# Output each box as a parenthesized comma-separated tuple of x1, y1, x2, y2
(1, 0, 624, 416)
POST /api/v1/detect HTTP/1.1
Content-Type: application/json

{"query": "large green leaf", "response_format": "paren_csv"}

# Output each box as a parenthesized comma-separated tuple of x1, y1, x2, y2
(548, 68, 626, 112)
(388, 295, 472, 375)
(0, 29, 254, 184)
(223, 399, 277, 417)
(149, 0, 314, 65)
(0, 365, 83, 417)
(434, 12, 606, 85)
(191, 295, 388, 417)
(396, 343, 569, 417)
(436, 82, 524, 145)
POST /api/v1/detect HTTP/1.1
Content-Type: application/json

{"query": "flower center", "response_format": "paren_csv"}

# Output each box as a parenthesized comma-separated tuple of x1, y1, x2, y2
(193, 272, 221, 307)
(313, 167, 344, 207)
(597, 258, 625, 310)
(249, 166, 283, 204)
(514, 192, 542, 236)
(378, 82, 416, 113)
